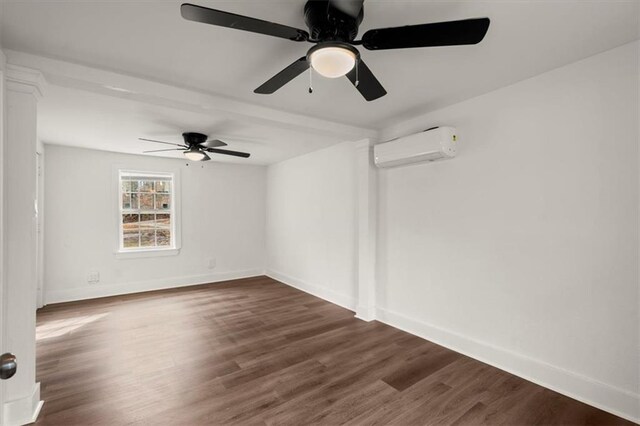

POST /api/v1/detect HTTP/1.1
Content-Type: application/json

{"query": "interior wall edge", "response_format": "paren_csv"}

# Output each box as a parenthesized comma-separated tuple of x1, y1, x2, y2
(375, 306, 640, 423)
(265, 270, 357, 312)
(2, 382, 42, 426)
(43, 269, 263, 305)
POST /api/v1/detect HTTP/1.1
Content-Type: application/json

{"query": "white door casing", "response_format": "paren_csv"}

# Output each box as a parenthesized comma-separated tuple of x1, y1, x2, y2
(0, 49, 7, 426)
(2, 63, 45, 426)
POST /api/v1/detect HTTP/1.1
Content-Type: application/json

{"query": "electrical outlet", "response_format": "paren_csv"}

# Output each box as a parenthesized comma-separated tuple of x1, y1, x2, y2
(87, 271, 100, 284)
(208, 258, 216, 269)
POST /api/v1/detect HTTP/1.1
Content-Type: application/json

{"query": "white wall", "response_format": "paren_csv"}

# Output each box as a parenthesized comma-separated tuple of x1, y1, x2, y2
(377, 41, 639, 421)
(265, 140, 359, 310)
(44, 145, 266, 303)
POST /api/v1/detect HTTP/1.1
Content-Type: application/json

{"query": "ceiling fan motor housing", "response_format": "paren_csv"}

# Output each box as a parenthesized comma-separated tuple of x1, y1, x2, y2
(182, 132, 208, 146)
(304, 0, 363, 42)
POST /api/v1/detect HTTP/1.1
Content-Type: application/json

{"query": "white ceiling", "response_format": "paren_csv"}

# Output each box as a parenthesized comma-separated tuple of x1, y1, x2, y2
(2, 0, 639, 163)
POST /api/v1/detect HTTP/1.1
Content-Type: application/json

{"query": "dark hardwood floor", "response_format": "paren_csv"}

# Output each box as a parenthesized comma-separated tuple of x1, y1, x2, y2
(35, 276, 633, 425)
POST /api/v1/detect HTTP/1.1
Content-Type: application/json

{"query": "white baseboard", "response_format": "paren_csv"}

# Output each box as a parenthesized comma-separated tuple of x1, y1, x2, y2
(375, 307, 640, 424)
(44, 269, 264, 304)
(355, 305, 376, 322)
(265, 269, 356, 311)
(3, 382, 43, 426)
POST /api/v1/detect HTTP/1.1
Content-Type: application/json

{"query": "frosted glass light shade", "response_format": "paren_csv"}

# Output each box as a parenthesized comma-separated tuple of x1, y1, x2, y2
(310, 46, 356, 78)
(184, 149, 206, 161)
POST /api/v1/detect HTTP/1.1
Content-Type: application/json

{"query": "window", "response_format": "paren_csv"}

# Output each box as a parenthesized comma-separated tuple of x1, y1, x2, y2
(118, 171, 176, 252)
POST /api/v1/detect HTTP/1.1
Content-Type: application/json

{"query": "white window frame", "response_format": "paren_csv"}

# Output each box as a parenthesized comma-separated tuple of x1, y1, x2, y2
(115, 168, 181, 259)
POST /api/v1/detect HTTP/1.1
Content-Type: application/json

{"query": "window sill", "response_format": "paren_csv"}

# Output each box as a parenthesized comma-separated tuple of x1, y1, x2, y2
(115, 248, 180, 259)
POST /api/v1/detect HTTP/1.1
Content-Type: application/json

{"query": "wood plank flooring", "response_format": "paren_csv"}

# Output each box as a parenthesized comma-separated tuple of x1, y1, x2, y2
(35, 276, 634, 425)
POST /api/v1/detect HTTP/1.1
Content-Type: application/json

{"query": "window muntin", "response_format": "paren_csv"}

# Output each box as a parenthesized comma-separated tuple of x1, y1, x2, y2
(119, 172, 175, 251)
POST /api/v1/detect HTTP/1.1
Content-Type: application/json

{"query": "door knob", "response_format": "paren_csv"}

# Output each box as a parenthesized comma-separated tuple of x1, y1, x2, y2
(0, 353, 17, 380)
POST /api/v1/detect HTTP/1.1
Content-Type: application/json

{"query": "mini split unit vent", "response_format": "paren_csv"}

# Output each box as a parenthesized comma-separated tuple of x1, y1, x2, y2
(374, 127, 457, 168)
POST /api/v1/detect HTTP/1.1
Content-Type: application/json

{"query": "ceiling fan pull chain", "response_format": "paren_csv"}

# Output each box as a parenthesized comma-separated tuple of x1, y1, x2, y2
(309, 67, 314, 93)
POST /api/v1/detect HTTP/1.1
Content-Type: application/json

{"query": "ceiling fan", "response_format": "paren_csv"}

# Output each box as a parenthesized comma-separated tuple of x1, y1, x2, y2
(180, 0, 490, 101)
(140, 132, 251, 161)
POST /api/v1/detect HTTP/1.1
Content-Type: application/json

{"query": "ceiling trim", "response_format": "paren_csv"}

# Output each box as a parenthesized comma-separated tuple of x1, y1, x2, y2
(5, 49, 378, 142)
(6, 64, 46, 99)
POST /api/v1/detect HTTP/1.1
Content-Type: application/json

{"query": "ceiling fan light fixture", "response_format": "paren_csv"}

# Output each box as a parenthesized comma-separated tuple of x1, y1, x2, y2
(182, 2, 491, 101)
(309, 44, 357, 78)
(184, 147, 207, 161)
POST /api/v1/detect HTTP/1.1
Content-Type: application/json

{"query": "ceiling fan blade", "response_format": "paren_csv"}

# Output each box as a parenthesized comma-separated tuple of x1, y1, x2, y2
(138, 138, 187, 148)
(199, 139, 228, 148)
(346, 60, 387, 101)
(328, 0, 363, 18)
(206, 148, 251, 158)
(201, 152, 211, 161)
(143, 148, 184, 153)
(362, 17, 490, 50)
(181, 3, 309, 42)
(254, 57, 309, 94)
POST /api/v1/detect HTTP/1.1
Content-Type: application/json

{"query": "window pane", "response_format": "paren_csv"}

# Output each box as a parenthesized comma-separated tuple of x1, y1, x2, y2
(130, 193, 139, 210)
(140, 214, 155, 231)
(140, 230, 156, 247)
(156, 214, 170, 229)
(139, 180, 154, 192)
(122, 214, 140, 248)
(122, 193, 131, 209)
(122, 213, 139, 227)
(156, 180, 170, 193)
(130, 180, 139, 192)
(156, 229, 171, 246)
(122, 179, 132, 193)
(155, 194, 170, 210)
(156, 214, 171, 246)
(139, 194, 154, 210)
(123, 233, 139, 248)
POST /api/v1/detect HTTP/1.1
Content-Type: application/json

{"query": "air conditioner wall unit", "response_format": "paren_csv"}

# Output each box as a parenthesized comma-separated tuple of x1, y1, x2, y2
(374, 126, 457, 168)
